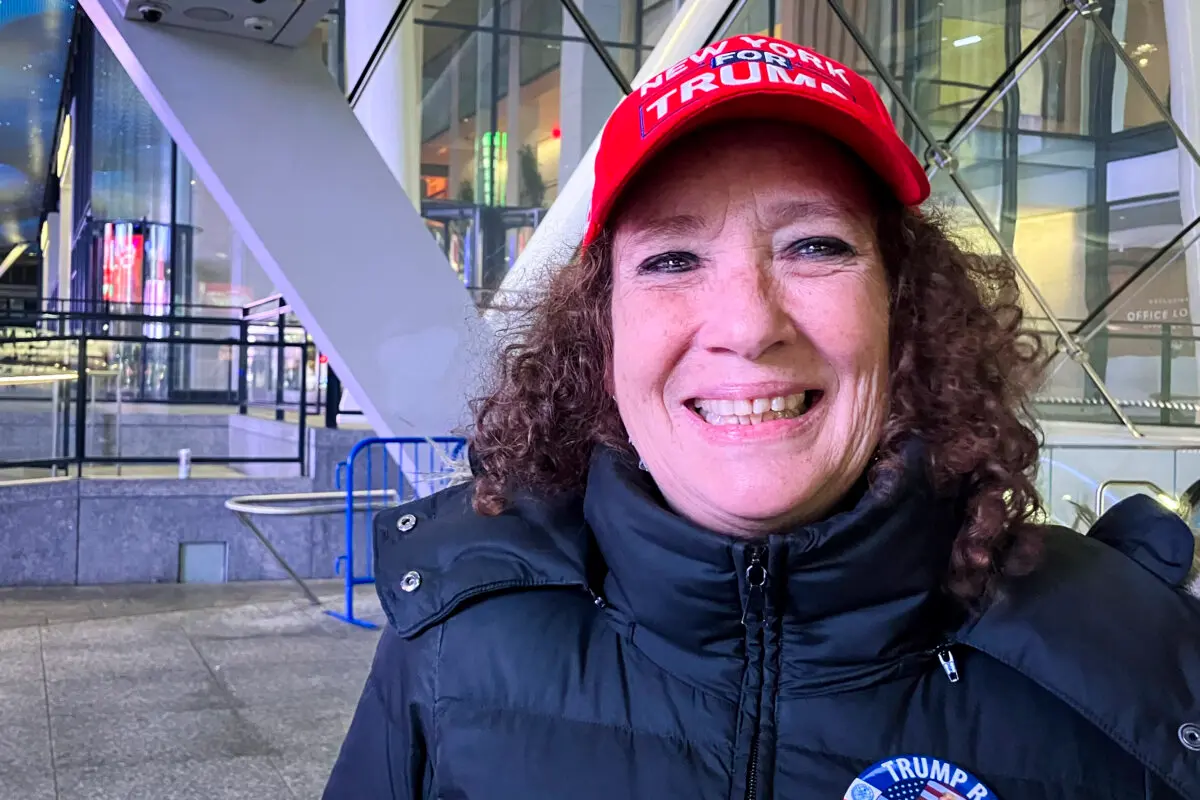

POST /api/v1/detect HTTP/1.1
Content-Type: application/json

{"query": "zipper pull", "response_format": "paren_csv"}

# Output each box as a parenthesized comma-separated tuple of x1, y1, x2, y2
(936, 645, 960, 683)
(741, 545, 769, 627)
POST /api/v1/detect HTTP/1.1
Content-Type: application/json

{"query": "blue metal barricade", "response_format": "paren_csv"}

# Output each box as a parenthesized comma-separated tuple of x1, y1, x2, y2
(328, 436, 467, 628)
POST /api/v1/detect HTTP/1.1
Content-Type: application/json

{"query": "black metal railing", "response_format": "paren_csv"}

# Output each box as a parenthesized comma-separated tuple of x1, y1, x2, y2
(0, 305, 322, 477)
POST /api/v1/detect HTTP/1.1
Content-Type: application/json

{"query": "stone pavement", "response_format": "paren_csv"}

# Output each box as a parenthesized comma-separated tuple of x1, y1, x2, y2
(0, 580, 384, 799)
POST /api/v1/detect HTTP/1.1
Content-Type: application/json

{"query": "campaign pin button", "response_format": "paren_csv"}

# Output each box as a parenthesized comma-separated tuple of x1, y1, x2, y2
(843, 755, 997, 800)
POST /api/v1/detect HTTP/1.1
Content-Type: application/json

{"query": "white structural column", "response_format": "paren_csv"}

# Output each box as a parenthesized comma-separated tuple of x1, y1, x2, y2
(41, 213, 60, 301)
(1164, 0, 1200, 415)
(344, 3, 425, 203)
(80, 0, 488, 439)
(489, 0, 733, 320)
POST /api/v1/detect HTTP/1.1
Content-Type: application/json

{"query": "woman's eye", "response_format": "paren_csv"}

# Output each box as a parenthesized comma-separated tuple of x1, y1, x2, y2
(637, 251, 698, 274)
(785, 237, 856, 259)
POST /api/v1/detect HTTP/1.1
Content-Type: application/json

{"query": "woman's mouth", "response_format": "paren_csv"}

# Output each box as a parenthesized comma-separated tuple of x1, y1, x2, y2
(687, 391, 823, 426)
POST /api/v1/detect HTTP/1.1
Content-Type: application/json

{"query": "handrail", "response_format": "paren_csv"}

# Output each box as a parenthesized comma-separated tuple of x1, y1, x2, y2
(0, 368, 119, 387)
(241, 293, 292, 322)
(223, 489, 401, 606)
(225, 490, 399, 516)
(1095, 480, 1170, 516)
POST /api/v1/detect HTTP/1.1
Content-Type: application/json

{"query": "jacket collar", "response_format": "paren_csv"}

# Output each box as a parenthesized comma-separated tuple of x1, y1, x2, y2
(583, 441, 964, 693)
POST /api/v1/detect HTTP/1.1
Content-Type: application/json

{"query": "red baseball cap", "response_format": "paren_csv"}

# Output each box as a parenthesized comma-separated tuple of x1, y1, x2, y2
(581, 34, 930, 249)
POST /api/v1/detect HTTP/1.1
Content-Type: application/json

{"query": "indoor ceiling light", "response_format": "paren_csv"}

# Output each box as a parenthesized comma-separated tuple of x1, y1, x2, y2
(953, 35, 982, 47)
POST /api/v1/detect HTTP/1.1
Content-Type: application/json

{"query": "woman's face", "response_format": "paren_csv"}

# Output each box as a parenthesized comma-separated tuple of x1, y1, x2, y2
(609, 122, 891, 535)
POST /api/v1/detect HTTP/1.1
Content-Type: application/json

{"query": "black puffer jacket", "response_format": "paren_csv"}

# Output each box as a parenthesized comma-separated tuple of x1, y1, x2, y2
(324, 445, 1200, 799)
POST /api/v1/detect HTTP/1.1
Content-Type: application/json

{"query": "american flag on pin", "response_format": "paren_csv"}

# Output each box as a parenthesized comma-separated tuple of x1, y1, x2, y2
(878, 778, 969, 800)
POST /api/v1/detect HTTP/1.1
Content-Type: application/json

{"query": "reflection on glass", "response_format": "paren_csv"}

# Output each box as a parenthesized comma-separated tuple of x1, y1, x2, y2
(720, 0, 930, 156)
(1107, 0, 1171, 132)
(950, 20, 1190, 331)
(345, 0, 671, 297)
(1092, 215, 1198, 334)
(174, 155, 275, 311)
(926, 169, 1003, 257)
(416, 0, 492, 26)
(414, 13, 624, 293)
(91, 37, 173, 222)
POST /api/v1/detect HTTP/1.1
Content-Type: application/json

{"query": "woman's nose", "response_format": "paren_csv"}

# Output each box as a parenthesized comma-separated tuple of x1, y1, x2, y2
(694, 260, 796, 361)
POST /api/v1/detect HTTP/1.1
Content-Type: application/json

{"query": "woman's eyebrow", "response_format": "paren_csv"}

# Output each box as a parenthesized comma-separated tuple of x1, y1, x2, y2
(623, 213, 708, 245)
(760, 199, 866, 229)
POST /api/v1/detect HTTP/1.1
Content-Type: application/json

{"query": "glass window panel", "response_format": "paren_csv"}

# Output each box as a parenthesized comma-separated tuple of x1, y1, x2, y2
(951, 25, 1196, 332)
(501, 0, 652, 46)
(417, 21, 624, 292)
(756, 0, 1064, 135)
(1095, 210, 1196, 331)
(938, 14, 1089, 138)
(500, 0, 562, 36)
(416, 0, 494, 27)
(1107, 0, 1171, 132)
(90, 37, 173, 224)
(721, 0, 774, 39)
(1081, 221, 1200, 419)
(721, 0, 931, 159)
(641, 0, 683, 48)
(174, 154, 275, 316)
(1032, 347, 1126, 427)
(926, 168, 1005, 258)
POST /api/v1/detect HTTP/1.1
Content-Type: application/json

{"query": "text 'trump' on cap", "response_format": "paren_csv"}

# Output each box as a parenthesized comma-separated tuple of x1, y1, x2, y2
(582, 34, 931, 249)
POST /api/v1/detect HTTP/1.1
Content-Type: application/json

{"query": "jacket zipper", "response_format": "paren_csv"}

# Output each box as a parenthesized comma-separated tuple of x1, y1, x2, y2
(923, 641, 960, 683)
(743, 545, 769, 800)
(936, 644, 960, 683)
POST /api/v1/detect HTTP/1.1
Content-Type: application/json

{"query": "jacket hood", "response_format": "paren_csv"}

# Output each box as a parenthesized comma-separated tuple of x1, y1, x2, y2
(1086, 492, 1199, 592)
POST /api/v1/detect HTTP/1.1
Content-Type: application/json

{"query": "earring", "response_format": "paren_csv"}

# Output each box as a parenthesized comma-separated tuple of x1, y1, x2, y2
(628, 437, 648, 471)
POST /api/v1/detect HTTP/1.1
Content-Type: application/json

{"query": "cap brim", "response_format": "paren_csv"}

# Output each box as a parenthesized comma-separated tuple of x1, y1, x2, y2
(585, 88, 929, 248)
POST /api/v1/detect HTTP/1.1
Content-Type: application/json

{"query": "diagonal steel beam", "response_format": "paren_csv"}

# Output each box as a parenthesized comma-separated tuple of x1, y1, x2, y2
(559, 0, 634, 96)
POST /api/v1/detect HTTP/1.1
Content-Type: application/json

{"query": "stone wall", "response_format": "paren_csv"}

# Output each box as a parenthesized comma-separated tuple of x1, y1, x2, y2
(0, 422, 453, 588)
(0, 475, 319, 586)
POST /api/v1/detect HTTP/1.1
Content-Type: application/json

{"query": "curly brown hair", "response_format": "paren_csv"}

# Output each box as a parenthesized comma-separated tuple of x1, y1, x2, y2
(469, 201, 1047, 608)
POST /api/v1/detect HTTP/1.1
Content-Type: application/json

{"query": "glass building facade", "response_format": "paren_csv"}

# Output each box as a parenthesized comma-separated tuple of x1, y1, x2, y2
(21, 0, 1200, 430)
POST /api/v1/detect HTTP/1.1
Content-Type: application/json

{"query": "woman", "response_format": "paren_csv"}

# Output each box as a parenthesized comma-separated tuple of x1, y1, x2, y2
(325, 35, 1200, 800)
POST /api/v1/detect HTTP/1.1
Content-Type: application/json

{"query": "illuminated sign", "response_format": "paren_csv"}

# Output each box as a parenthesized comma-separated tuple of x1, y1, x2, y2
(477, 131, 508, 206)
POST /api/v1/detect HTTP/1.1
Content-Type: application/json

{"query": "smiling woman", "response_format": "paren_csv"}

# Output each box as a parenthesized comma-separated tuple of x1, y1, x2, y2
(608, 124, 891, 535)
(325, 34, 1200, 800)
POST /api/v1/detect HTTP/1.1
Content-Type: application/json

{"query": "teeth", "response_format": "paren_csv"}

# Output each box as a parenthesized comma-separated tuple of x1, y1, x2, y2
(691, 392, 815, 425)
